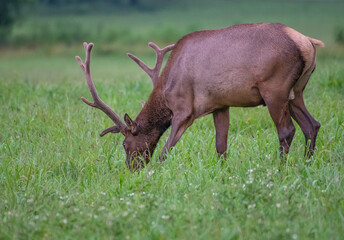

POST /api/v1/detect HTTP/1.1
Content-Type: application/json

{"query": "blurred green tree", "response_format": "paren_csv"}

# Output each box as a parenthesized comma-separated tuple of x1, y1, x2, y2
(129, 0, 138, 6)
(0, 0, 35, 41)
(38, 0, 139, 6)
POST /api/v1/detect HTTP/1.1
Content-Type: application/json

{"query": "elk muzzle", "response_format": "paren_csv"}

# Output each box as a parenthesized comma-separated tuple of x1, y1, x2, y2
(125, 150, 150, 171)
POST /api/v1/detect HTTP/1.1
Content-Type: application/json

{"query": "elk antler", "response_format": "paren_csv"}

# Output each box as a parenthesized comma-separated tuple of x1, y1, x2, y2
(127, 42, 175, 87)
(76, 42, 126, 137)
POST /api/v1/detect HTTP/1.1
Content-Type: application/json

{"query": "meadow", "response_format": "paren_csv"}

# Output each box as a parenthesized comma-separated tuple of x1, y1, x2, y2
(0, 0, 344, 239)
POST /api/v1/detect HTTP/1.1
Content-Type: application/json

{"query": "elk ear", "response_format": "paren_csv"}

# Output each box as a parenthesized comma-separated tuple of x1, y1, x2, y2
(124, 113, 137, 134)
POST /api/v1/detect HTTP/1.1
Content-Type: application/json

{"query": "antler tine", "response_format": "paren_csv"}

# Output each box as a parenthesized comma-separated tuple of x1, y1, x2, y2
(126, 53, 154, 80)
(76, 42, 126, 136)
(127, 42, 175, 87)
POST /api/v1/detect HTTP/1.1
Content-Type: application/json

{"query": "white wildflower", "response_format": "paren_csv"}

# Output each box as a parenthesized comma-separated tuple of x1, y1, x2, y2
(98, 206, 105, 211)
(106, 220, 113, 226)
(246, 179, 253, 184)
(248, 204, 256, 209)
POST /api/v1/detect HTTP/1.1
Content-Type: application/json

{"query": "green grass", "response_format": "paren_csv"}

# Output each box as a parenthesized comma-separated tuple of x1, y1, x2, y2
(1, 1, 344, 239)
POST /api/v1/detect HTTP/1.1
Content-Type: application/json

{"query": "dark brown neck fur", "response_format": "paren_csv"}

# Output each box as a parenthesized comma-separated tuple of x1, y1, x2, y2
(134, 87, 172, 152)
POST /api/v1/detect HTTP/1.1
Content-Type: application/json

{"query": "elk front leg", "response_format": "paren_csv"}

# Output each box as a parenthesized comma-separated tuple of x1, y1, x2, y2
(213, 107, 229, 158)
(159, 112, 194, 161)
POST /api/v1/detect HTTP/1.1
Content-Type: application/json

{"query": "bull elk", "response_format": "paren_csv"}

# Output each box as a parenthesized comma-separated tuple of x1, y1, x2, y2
(76, 23, 324, 170)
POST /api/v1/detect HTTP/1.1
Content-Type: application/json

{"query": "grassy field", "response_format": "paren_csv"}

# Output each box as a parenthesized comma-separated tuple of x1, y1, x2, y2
(1, 0, 344, 239)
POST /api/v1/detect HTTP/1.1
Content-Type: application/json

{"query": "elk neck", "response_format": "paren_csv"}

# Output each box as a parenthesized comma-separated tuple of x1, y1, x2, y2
(134, 87, 173, 149)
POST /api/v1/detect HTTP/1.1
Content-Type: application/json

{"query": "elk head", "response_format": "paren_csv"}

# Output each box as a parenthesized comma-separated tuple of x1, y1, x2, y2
(76, 42, 174, 170)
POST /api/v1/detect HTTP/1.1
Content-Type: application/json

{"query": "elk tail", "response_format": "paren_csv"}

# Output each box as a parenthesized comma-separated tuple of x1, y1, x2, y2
(307, 37, 325, 47)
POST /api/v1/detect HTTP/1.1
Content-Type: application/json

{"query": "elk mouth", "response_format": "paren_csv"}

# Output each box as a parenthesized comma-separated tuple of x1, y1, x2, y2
(126, 150, 150, 171)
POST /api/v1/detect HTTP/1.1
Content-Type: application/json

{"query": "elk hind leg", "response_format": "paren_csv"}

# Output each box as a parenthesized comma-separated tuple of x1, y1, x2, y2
(290, 63, 321, 157)
(213, 107, 229, 159)
(289, 92, 320, 157)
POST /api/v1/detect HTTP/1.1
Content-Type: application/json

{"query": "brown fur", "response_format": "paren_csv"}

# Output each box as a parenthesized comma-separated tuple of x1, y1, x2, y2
(78, 23, 324, 170)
